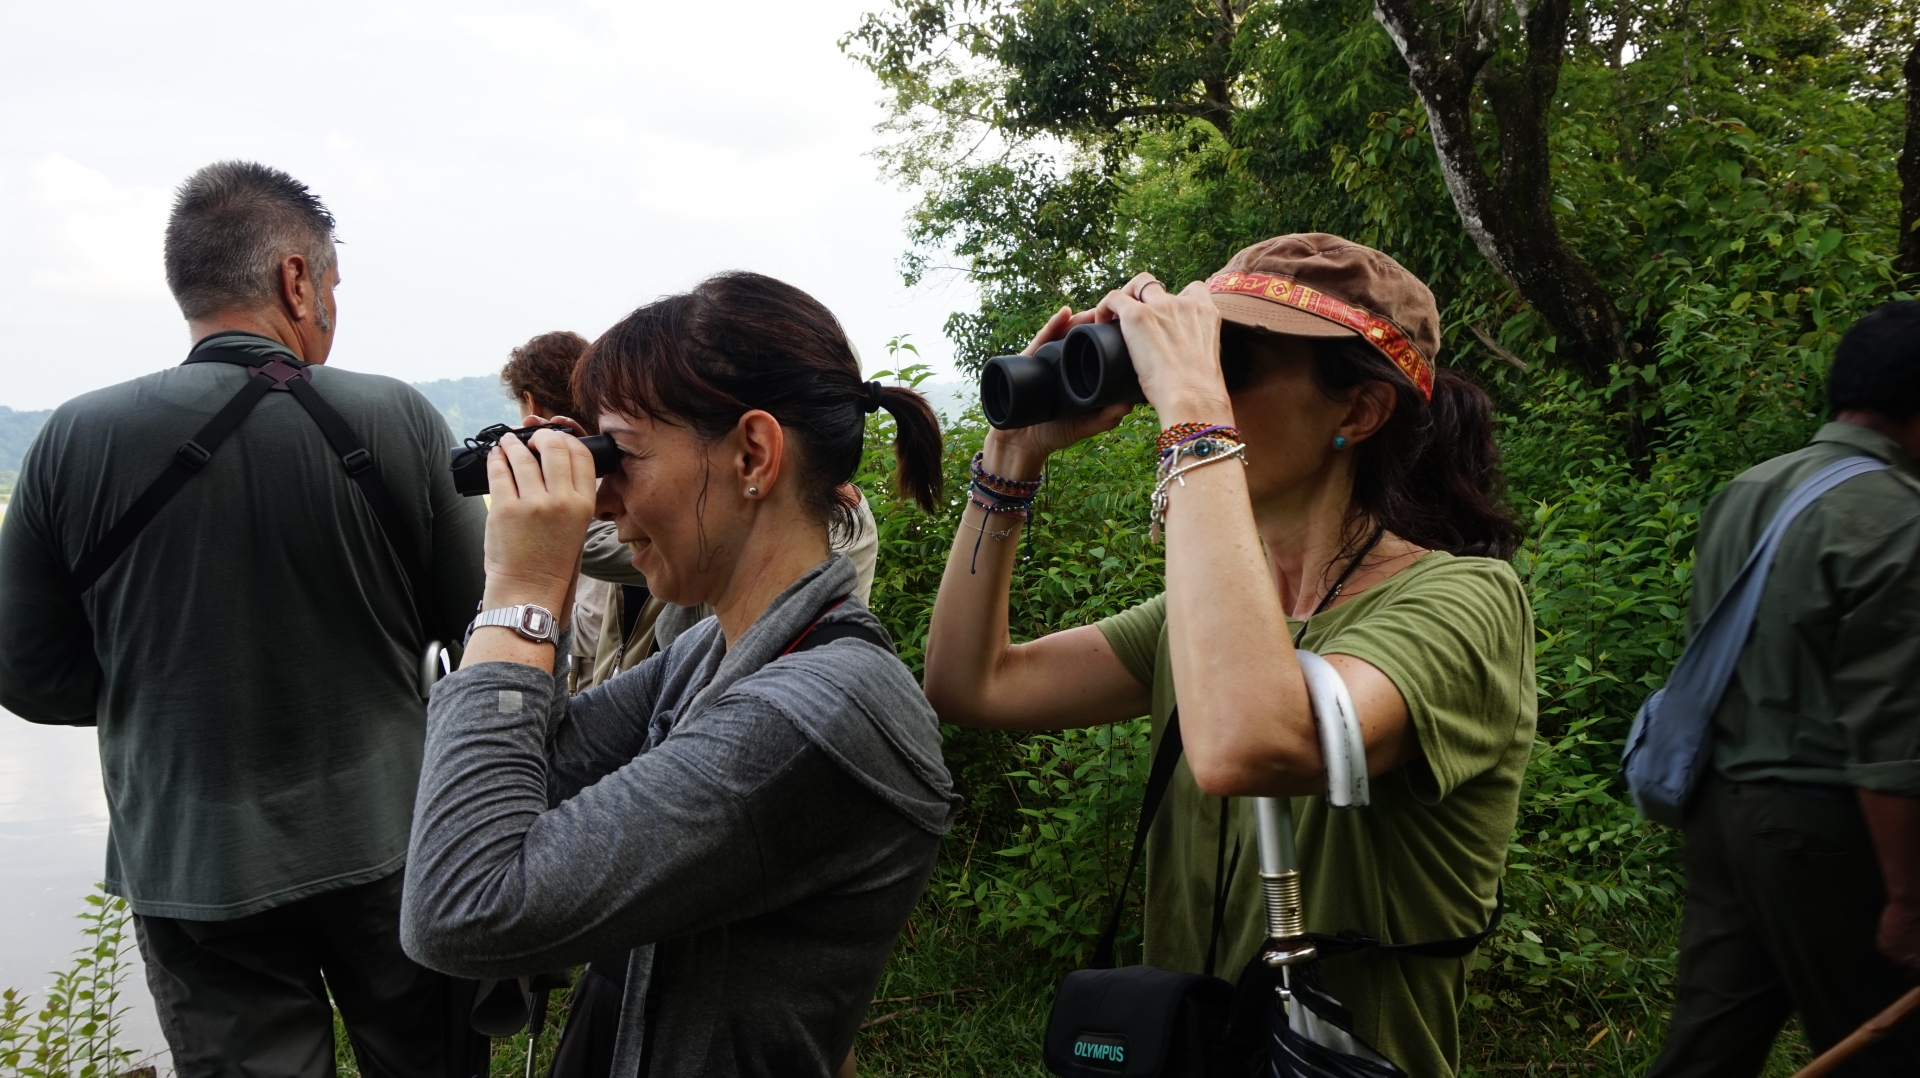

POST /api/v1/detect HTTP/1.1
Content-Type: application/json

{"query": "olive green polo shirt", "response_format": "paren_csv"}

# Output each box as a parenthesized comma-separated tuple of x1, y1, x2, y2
(1695, 421, 1920, 795)
(0, 339, 487, 919)
(1097, 553, 1536, 1078)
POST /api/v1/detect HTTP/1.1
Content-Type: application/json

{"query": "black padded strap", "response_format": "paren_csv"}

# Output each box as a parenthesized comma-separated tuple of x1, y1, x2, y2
(1090, 709, 1186, 969)
(782, 596, 892, 655)
(1202, 807, 1242, 979)
(280, 375, 437, 638)
(71, 369, 277, 591)
(788, 621, 889, 653)
(1308, 882, 1505, 960)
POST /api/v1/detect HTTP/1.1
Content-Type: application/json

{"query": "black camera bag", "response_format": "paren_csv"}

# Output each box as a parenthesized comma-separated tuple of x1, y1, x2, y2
(1043, 706, 1503, 1078)
(1044, 711, 1258, 1078)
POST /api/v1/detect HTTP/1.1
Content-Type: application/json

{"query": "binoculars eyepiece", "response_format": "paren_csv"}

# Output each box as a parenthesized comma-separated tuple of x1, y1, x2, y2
(449, 423, 622, 497)
(980, 322, 1144, 429)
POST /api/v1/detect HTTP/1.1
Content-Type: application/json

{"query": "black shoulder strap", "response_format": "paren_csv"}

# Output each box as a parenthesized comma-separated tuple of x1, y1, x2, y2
(782, 595, 893, 655)
(1307, 882, 1505, 960)
(73, 348, 438, 641)
(1080, 704, 1502, 969)
(279, 374, 436, 635)
(788, 621, 890, 653)
(70, 361, 282, 590)
(1089, 708, 1186, 969)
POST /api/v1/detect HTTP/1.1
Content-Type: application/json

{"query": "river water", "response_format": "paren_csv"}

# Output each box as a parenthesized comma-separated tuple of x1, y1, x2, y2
(1, 711, 169, 1067)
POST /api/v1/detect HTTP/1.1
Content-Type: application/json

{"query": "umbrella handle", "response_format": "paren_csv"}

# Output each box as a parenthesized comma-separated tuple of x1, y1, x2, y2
(1255, 653, 1367, 968)
(1296, 651, 1369, 809)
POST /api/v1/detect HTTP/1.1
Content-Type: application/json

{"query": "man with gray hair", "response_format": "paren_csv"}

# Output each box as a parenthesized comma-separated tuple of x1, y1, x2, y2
(0, 162, 488, 1076)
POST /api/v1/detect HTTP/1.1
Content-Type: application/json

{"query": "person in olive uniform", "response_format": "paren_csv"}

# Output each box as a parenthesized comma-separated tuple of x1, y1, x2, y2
(1647, 301, 1920, 1078)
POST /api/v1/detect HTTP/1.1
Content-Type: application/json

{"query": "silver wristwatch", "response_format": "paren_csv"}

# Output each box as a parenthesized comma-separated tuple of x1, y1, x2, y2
(467, 604, 559, 645)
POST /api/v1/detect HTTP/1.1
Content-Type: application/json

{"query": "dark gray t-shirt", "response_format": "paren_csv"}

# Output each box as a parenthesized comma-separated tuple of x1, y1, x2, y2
(0, 337, 486, 919)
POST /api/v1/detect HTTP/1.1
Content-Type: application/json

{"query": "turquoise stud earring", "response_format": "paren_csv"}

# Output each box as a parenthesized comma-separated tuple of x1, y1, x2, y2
(1333, 436, 1349, 449)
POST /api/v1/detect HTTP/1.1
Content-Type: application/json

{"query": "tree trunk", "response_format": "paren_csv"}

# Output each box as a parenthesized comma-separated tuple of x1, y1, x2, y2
(1899, 38, 1920, 281)
(1372, 0, 1627, 384)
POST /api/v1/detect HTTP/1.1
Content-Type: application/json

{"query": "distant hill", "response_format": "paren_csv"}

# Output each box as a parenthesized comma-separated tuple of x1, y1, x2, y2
(0, 407, 54, 498)
(412, 376, 523, 441)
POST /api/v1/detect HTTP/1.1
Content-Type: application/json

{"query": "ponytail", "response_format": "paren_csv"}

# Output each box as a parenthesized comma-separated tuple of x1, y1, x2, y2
(1312, 339, 1521, 559)
(874, 384, 944, 512)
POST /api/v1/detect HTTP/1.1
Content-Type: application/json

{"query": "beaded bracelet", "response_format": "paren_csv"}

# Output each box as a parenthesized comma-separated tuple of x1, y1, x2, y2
(1161, 435, 1242, 467)
(971, 452, 1044, 497)
(969, 488, 1032, 518)
(1148, 441, 1248, 541)
(1157, 423, 1240, 456)
(965, 484, 1032, 573)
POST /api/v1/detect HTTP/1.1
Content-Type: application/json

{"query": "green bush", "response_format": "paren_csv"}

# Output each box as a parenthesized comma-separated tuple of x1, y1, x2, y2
(0, 888, 140, 1078)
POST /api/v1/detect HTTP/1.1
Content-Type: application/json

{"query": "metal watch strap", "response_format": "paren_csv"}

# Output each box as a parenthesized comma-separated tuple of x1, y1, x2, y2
(468, 604, 558, 644)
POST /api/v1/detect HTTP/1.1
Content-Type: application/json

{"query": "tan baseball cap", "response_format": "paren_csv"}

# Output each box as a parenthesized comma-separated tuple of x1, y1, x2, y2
(1207, 233, 1439, 399)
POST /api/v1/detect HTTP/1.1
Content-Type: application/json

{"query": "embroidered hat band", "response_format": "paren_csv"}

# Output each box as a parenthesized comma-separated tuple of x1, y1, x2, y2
(1207, 270, 1433, 399)
(1204, 234, 1442, 401)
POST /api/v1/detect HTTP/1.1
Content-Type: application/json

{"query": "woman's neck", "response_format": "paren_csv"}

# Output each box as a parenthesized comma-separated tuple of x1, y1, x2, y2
(710, 518, 832, 647)
(1256, 476, 1422, 620)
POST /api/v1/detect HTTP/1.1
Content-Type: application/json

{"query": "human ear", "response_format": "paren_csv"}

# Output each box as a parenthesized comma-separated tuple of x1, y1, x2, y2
(1337, 380, 1397, 448)
(278, 254, 315, 323)
(733, 410, 787, 499)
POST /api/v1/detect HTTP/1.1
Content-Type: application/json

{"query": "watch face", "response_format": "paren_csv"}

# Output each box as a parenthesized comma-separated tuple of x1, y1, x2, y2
(518, 606, 554, 639)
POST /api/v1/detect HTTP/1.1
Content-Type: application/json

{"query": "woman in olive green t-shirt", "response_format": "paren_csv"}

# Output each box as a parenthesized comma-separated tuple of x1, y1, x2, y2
(924, 234, 1536, 1078)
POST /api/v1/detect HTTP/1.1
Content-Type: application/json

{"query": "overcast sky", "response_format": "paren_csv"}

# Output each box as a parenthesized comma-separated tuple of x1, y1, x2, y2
(0, 0, 974, 412)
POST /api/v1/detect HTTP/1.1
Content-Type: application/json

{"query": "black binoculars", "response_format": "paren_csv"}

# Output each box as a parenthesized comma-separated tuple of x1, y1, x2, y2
(980, 322, 1144, 429)
(449, 423, 622, 497)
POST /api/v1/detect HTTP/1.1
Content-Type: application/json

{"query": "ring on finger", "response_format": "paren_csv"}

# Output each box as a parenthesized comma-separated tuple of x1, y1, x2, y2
(1138, 279, 1167, 298)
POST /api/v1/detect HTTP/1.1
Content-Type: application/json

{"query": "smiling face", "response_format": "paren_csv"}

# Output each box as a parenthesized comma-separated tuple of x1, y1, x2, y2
(593, 409, 756, 607)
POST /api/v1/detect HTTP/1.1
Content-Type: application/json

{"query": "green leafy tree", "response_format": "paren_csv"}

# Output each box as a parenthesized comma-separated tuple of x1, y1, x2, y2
(841, 1, 1917, 1070)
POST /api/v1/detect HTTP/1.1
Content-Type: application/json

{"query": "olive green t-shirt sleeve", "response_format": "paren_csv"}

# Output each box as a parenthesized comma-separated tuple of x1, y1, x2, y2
(1097, 592, 1167, 689)
(1316, 556, 1535, 804)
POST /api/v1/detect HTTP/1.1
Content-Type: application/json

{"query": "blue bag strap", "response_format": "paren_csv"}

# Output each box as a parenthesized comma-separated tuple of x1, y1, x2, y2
(1625, 454, 1888, 824)
(1665, 455, 1887, 715)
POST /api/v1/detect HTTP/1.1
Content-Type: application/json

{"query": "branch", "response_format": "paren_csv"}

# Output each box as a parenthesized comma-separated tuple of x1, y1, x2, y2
(1471, 323, 1530, 371)
(1371, 0, 1625, 385)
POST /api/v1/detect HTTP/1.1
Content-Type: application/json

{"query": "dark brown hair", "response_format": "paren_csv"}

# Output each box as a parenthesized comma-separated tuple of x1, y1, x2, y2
(502, 331, 591, 422)
(1225, 327, 1521, 559)
(575, 272, 943, 529)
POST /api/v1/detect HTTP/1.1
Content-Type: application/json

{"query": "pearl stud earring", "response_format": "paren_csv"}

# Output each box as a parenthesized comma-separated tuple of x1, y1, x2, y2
(747, 486, 759, 496)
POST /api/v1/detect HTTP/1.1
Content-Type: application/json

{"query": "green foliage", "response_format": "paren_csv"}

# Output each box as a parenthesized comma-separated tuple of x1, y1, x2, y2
(842, 0, 1915, 1071)
(0, 889, 139, 1078)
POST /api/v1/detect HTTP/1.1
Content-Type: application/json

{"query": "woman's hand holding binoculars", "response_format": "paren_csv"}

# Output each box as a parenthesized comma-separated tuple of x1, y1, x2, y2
(979, 275, 1232, 479)
(1096, 274, 1232, 430)
(475, 416, 599, 652)
(980, 307, 1129, 479)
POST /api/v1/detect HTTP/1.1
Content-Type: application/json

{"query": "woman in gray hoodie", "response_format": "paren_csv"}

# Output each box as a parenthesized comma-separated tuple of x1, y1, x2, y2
(400, 272, 958, 1078)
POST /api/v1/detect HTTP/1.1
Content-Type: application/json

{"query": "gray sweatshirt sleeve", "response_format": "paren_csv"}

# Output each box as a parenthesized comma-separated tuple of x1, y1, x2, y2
(402, 660, 905, 979)
(543, 650, 665, 803)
